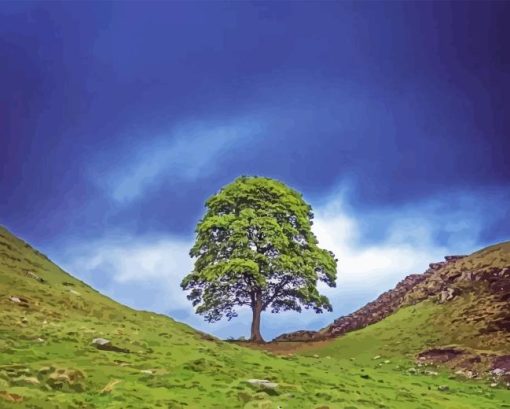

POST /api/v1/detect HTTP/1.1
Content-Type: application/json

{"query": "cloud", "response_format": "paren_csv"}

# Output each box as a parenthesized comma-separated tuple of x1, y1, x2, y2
(56, 186, 508, 340)
(96, 118, 264, 203)
(60, 235, 194, 313)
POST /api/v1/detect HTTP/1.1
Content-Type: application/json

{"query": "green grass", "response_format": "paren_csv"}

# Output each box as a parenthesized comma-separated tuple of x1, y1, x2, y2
(0, 226, 509, 408)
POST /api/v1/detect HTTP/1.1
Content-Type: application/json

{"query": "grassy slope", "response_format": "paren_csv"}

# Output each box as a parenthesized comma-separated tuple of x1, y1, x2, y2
(0, 226, 509, 408)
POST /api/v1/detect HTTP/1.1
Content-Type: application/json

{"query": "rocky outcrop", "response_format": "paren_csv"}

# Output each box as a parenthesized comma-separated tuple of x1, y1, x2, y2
(276, 253, 510, 342)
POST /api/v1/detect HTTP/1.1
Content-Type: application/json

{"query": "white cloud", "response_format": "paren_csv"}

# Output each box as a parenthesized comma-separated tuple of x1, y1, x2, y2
(98, 118, 264, 203)
(61, 236, 193, 313)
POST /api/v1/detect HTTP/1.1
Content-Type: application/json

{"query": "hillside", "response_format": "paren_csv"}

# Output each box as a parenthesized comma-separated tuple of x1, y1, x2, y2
(271, 243, 510, 384)
(275, 243, 510, 349)
(0, 226, 509, 408)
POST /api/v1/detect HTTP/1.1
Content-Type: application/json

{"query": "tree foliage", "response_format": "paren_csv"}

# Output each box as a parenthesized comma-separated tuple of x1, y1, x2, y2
(181, 176, 338, 341)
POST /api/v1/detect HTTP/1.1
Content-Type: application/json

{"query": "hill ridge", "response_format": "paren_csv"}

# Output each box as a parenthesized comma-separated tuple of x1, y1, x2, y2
(274, 243, 510, 344)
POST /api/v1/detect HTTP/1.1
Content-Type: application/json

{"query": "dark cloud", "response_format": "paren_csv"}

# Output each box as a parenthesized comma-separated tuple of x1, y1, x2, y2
(1, 0, 509, 245)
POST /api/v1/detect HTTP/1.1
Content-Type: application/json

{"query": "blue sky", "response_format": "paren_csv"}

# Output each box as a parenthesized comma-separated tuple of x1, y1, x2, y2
(1, 1, 509, 340)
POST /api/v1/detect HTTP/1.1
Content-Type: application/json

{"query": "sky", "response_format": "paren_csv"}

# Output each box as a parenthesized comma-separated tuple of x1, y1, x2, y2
(1, 1, 509, 340)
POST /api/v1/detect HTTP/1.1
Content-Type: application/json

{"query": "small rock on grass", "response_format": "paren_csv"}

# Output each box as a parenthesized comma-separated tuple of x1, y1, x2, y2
(246, 379, 278, 389)
(92, 338, 111, 346)
(437, 385, 449, 392)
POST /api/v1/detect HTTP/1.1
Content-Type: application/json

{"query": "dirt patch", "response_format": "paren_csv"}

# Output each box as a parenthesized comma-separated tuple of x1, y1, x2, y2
(417, 348, 464, 363)
(231, 339, 332, 355)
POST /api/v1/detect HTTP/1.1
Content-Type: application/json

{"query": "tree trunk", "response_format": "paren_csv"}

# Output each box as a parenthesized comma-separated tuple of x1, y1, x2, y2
(250, 293, 264, 343)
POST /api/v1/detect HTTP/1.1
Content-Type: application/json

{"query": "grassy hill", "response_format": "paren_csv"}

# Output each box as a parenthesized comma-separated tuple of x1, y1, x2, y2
(275, 242, 510, 355)
(0, 226, 509, 408)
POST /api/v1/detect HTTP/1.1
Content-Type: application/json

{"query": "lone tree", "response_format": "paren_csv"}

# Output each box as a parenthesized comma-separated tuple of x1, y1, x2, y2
(181, 176, 338, 342)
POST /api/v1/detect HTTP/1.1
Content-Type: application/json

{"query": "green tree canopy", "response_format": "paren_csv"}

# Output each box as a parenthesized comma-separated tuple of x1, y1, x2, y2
(181, 176, 338, 342)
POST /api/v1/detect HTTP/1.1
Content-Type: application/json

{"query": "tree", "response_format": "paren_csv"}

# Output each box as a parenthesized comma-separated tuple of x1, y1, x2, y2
(181, 176, 338, 342)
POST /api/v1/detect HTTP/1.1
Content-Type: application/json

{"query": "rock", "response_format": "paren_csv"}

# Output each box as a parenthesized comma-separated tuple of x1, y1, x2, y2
(92, 338, 111, 347)
(273, 329, 318, 342)
(429, 262, 447, 270)
(246, 379, 278, 389)
(492, 368, 505, 376)
(460, 271, 474, 281)
(92, 338, 130, 353)
(140, 370, 153, 374)
(425, 370, 438, 376)
(12, 376, 40, 386)
(69, 289, 81, 296)
(38, 366, 54, 375)
(373, 355, 381, 360)
(407, 368, 417, 374)
(490, 382, 498, 388)
(26, 271, 45, 283)
(438, 287, 457, 303)
(383, 360, 391, 364)
(312, 354, 320, 358)
(438, 385, 449, 392)
(8, 295, 29, 306)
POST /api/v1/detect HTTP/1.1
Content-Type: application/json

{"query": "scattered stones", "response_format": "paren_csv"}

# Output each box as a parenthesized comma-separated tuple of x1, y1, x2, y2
(455, 369, 475, 379)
